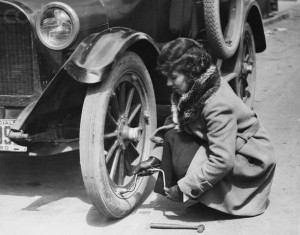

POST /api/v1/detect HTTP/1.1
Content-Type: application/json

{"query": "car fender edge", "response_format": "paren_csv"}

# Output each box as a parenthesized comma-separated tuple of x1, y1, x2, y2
(64, 27, 159, 84)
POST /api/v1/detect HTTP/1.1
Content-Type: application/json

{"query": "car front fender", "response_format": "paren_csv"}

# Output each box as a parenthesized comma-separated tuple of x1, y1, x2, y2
(65, 27, 159, 84)
(10, 28, 159, 133)
(245, 1, 267, 53)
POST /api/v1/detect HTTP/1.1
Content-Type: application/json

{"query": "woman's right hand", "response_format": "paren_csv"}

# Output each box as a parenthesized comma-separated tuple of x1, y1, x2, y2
(132, 157, 161, 176)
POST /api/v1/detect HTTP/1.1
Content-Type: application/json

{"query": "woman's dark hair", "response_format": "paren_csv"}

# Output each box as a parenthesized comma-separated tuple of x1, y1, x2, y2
(157, 38, 211, 81)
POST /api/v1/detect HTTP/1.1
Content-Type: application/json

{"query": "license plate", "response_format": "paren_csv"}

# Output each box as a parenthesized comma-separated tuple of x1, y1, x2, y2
(0, 119, 27, 152)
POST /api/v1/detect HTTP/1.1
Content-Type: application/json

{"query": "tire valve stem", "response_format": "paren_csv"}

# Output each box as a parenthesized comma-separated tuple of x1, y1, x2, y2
(131, 74, 138, 82)
(144, 113, 150, 125)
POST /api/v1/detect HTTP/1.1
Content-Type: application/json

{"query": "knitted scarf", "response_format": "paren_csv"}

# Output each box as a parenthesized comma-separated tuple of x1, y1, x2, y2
(171, 66, 221, 129)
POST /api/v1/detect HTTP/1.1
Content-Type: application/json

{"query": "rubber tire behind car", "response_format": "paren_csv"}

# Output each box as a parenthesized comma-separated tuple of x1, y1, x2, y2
(203, 0, 244, 59)
(80, 52, 157, 218)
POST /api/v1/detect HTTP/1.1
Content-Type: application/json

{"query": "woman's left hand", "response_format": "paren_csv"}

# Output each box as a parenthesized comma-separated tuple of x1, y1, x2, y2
(165, 185, 183, 202)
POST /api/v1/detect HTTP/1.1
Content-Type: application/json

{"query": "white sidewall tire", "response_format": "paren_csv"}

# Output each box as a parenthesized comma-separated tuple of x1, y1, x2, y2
(204, 0, 244, 59)
(80, 52, 157, 218)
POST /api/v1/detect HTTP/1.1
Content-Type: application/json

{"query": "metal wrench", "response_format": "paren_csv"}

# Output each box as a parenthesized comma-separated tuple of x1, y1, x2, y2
(116, 168, 168, 195)
(146, 168, 168, 191)
(150, 223, 205, 233)
(116, 174, 138, 195)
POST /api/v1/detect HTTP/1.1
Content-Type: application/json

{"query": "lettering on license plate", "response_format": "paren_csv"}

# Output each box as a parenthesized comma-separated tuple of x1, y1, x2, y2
(0, 119, 27, 152)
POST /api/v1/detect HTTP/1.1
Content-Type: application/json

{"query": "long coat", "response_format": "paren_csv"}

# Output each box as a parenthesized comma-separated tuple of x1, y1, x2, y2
(151, 79, 276, 216)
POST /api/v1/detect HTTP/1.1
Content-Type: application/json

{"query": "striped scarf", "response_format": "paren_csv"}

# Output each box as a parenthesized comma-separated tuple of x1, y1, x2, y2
(171, 66, 221, 129)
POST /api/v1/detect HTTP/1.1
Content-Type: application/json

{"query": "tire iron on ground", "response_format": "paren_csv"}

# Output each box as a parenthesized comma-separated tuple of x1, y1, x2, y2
(150, 223, 205, 233)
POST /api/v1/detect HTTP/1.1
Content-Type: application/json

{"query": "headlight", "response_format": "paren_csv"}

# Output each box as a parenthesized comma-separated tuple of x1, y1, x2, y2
(36, 2, 80, 50)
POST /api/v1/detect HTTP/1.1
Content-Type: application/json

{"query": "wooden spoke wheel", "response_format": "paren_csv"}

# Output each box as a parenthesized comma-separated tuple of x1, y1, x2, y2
(80, 52, 156, 218)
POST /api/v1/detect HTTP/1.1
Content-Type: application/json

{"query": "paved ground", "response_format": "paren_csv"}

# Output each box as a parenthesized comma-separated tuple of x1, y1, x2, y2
(278, 0, 299, 11)
(1, 2, 300, 235)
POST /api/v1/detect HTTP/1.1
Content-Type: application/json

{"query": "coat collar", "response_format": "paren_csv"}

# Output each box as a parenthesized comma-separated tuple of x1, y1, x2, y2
(171, 66, 221, 129)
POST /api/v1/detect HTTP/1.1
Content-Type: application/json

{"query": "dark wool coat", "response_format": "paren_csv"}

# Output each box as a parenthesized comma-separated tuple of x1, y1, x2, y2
(151, 78, 276, 216)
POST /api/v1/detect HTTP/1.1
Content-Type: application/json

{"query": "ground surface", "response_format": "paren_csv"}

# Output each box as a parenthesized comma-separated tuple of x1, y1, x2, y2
(1, 2, 300, 235)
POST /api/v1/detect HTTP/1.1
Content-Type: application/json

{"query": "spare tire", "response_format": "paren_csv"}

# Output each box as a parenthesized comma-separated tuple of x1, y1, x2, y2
(204, 0, 244, 59)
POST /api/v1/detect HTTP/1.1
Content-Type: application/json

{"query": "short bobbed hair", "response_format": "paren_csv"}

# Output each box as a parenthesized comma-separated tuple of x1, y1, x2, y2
(157, 38, 211, 81)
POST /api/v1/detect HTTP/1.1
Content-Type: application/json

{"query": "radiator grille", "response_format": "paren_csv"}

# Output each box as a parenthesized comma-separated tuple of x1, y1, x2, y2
(0, 15, 34, 96)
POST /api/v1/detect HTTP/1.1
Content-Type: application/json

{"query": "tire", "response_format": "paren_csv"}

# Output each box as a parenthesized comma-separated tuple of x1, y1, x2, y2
(80, 52, 157, 218)
(235, 23, 256, 108)
(203, 0, 244, 59)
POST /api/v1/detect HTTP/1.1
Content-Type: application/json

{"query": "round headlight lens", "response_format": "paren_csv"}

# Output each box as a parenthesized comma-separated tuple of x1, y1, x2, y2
(37, 3, 80, 50)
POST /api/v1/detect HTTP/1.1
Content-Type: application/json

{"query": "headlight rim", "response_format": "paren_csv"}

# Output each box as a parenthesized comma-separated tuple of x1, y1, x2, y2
(36, 2, 80, 50)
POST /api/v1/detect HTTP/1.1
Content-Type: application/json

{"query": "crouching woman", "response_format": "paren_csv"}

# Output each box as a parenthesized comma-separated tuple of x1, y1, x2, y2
(133, 38, 276, 217)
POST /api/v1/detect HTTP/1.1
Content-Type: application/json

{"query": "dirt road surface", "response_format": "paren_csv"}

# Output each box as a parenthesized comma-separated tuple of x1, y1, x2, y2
(1, 4, 300, 235)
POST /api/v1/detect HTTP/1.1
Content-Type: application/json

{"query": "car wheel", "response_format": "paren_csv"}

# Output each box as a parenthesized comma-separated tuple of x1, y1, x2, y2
(80, 52, 157, 218)
(235, 23, 256, 108)
(203, 0, 244, 59)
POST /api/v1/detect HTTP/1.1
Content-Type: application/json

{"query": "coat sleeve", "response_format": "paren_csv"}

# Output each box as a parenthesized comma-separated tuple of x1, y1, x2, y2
(177, 99, 238, 198)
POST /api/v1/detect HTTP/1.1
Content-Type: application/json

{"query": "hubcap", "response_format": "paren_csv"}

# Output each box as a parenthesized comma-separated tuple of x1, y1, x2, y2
(117, 117, 142, 150)
(238, 30, 255, 105)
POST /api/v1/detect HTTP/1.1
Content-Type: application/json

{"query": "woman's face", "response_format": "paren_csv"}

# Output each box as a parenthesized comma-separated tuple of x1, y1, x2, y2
(167, 72, 191, 95)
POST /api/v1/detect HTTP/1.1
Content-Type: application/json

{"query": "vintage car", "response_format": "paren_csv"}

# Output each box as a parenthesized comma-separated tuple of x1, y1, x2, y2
(0, 0, 266, 218)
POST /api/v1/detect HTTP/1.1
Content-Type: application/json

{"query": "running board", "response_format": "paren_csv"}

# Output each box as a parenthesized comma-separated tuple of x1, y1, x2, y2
(222, 72, 238, 82)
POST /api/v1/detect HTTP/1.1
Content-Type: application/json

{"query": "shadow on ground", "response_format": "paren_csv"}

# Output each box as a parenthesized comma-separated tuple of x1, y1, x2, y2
(0, 152, 245, 229)
(0, 151, 90, 211)
(140, 195, 243, 223)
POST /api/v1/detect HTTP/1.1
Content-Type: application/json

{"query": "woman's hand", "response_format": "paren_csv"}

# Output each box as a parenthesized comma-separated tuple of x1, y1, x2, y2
(165, 185, 183, 202)
(150, 123, 176, 144)
(132, 157, 161, 176)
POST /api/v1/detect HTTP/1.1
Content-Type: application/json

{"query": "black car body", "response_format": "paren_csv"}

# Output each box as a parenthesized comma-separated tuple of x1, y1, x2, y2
(0, 0, 267, 218)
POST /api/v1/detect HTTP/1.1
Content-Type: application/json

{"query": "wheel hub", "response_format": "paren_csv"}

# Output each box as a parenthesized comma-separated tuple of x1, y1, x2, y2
(117, 117, 142, 149)
(242, 59, 253, 75)
(121, 126, 142, 142)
